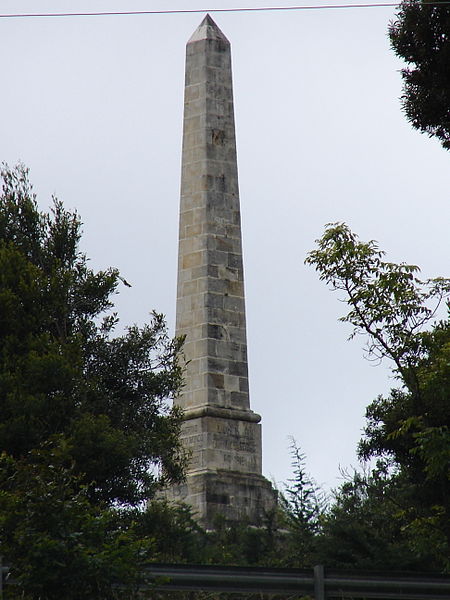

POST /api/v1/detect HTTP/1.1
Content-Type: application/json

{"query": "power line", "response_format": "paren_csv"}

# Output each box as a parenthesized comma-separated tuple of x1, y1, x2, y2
(1, 1, 449, 19)
(0, 4, 406, 20)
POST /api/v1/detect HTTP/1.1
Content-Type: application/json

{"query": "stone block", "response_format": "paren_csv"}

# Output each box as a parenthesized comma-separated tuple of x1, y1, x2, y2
(228, 361, 248, 378)
(206, 323, 226, 339)
(185, 223, 202, 237)
(224, 295, 244, 312)
(207, 372, 224, 389)
(204, 292, 224, 309)
(207, 249, 228, 267)
(181, 279, 198, 296)
(239, 377, 249, 393)
(223, 374, 240, 392)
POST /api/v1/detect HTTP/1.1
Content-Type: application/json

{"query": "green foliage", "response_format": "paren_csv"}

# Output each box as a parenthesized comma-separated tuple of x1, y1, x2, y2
(276, 439, 325, 567)
(359, 319, 450, 571)
(0, 445, 206, 598)
(132, 500, 202, 563)
(307, 223, 450, 571)
(0, 447, 153, 599)
(389, 0, 450, 150)
(0, 164, 190, 597)
(305, 223, 450, 393)
(200, 516, 270, 565)
(361, 318, 450, 470)
(318, 467, 438, 571)
(0, 163, 186, 506)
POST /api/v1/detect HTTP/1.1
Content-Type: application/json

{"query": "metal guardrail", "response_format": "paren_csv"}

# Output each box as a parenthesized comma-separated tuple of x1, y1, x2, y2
(142, 563, 450, 599)
(2, 561, 450, 599)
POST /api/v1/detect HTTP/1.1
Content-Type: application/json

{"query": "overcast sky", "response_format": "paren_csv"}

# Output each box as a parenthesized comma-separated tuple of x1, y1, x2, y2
(1, 0, 449, 493)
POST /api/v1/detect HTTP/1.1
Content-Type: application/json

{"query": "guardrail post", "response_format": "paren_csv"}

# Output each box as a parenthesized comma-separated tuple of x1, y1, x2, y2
(314, 564, 325, 600)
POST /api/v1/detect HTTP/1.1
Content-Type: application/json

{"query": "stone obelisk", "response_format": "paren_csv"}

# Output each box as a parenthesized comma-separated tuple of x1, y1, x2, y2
(165, 15, 275, 529)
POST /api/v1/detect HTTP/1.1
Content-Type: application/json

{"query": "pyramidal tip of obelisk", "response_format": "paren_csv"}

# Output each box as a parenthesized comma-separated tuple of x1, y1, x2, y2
(187, 13, 230, 44)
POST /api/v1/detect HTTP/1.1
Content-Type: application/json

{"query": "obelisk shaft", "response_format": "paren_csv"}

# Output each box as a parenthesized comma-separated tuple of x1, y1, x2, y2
(176, 15, 251, 417)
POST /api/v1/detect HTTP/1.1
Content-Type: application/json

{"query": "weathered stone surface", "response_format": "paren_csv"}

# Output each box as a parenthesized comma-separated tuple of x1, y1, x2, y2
(177, 416, 262, 474)
(165, 471, 276, 527)
(164, 14, 276, 529)
(175, 14, 251, 418)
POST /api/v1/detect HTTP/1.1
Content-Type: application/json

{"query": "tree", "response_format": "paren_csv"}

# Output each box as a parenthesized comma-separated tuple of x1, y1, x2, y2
(276, 439, 325, 568)
(0, 164, 189, 597)
(389, 0, 450, 150)
(317, 468, 437, 571)
(305, 222, 450, 393)
(0, 448, 152, 600)
(360, 317, 450, 570)
(306, 223, 450, 571)
(0, 164, 186, 504)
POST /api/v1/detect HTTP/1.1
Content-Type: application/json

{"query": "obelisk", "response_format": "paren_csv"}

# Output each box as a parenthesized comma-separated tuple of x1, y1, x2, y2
(165, 15, 275, 529)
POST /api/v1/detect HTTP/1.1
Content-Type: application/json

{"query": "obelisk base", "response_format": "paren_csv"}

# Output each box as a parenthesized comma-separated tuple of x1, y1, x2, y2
(162, 409, 276, 529)
(164, 470, 276, 530)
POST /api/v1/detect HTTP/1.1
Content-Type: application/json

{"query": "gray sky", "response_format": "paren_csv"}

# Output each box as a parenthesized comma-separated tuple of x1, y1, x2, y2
(1, 0, 449, 492)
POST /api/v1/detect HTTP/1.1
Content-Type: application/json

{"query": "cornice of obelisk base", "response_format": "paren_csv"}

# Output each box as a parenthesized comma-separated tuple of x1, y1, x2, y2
(183, 405, 261, 423)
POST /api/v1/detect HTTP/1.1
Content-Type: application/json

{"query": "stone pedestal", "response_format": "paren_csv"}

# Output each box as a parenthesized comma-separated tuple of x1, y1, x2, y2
(165, 470, 276, 528)
(164, 14, 276, 530)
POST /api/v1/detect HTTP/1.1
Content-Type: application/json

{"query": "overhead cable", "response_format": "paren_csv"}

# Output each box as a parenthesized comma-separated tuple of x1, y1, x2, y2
(0, 3, 413, 20)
